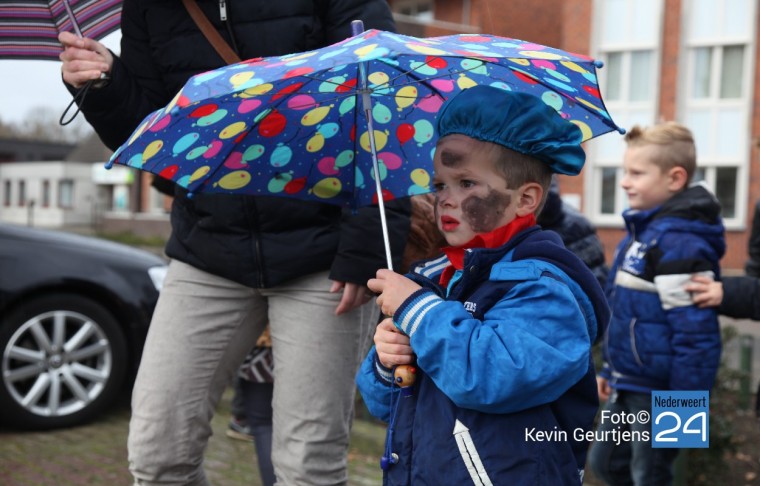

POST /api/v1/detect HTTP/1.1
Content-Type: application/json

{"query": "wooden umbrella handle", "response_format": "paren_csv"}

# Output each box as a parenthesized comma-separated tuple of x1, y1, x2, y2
(393, 364, 417, 387)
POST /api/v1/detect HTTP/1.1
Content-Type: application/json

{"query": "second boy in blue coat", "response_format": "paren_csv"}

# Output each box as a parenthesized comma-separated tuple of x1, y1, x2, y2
(357, 86, 610, 485)
(588, 122, 725, 486)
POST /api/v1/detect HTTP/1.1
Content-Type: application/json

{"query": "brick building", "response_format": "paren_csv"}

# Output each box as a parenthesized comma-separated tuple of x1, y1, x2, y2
(389, 0, 759, 271)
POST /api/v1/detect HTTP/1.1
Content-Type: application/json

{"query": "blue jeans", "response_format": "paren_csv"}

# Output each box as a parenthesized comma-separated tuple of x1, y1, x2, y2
(587, 390, 680, 486)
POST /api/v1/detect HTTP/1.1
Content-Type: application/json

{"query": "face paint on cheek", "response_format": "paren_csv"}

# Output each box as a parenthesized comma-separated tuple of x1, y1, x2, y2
(461, 190, 512, 233)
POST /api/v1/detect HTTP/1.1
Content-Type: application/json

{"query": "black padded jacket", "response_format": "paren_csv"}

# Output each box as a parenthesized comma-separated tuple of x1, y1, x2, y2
(69, 0, 411, 288)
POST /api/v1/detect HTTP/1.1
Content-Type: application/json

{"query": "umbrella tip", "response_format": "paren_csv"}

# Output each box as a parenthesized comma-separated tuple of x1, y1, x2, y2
(617, 126, 627, 135)
(104, 159, 114, 170)
(351, 20, 365, 36)
(593, 60, 604, 69)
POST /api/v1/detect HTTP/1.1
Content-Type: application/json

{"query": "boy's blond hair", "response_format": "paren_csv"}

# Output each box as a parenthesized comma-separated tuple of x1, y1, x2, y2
(624, 122, 696, 185)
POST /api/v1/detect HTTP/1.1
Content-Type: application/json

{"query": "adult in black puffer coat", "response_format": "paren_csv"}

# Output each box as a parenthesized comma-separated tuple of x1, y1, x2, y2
(537, 179, 609, 289)
(60, 2, 409, 485)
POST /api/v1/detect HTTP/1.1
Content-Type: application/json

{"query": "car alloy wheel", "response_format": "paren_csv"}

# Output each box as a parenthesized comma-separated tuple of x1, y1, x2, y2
(0, 294, 127, 429)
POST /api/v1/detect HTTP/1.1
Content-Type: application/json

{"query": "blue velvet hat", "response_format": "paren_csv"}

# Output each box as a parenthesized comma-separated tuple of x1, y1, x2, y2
(435, 85, 586, 175)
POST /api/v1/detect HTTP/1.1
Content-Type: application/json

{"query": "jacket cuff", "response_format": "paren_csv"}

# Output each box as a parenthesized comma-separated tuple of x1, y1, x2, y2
(373, 354, 395, 386)
(393, 288, 444, 338)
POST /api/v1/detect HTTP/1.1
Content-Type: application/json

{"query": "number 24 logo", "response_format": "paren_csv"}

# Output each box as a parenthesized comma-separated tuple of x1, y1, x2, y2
(654, 411, 707, 442)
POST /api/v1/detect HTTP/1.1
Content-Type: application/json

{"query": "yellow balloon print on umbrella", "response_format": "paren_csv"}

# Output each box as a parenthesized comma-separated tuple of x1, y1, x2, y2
(354, 43, 378, 58)
(313, 177, 342, 199)
(217, 171, 252, 190)
(395, 86, 417, 111)
(239, 83, 273, 98)
(143, 140, 164, 162)
(560, 61, 589, 74)
(307, 132, 325, 153)
(190, 166, 211, 183)
(520, 50, 563, 61)
(360, 130, 388, 152)
(570, 121, 593, 141)
(220, 121, 247, 140)
(301, 105, 332, 126)
(457, 74, 477, 90)
(229, 71, 255, 87)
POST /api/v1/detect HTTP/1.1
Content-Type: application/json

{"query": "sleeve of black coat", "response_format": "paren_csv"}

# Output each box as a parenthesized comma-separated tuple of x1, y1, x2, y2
(719, 276, 760, 321)
(63, 0, 171, 151)
(330, 199, 412, 285)
(746, 200, 760, 277)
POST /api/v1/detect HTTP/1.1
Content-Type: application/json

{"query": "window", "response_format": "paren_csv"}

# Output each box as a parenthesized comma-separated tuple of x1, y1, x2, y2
(587, 0, 663, 223)
(683, 0, 755, 227)
(3, 180, 10, 207)
(18, 180, 26, 207)
(149, 186, 170, 214)
(58, 180, 74, 208)
(42, 180, 50, 207)
(393, 0, 434, 21)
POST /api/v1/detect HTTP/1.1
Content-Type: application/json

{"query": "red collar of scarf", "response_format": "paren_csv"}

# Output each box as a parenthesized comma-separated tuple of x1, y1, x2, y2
(439, 214, 536, 286)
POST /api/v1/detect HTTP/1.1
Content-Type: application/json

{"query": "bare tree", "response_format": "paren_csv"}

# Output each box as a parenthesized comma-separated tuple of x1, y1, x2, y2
(4, 106, 92, 143)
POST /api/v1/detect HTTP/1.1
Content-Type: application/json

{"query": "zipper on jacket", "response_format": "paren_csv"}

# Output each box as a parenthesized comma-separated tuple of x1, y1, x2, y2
(218, 0, 240, 56)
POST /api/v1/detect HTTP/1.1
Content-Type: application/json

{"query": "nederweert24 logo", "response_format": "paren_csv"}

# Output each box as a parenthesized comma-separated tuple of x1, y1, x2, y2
(651, 391, 709, 448)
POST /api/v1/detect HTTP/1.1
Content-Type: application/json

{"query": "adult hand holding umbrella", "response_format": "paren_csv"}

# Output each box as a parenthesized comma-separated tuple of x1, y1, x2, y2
(0, 0, 121, 123)
(0, 0, 121, 60)
(59, 30, 113, 88)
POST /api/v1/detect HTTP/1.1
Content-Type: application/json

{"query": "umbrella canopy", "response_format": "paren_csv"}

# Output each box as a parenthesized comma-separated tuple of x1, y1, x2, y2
(0, 0, 121, 60)
(108, 27, 623, 268)
(110, 29, 622, 204)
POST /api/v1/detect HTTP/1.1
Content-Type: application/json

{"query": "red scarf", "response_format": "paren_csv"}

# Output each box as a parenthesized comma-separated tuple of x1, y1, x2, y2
(439, 214, 536, 287)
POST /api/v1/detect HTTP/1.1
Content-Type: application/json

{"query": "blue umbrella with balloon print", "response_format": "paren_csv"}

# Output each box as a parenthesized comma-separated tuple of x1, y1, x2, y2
(108, 23, 623, 269)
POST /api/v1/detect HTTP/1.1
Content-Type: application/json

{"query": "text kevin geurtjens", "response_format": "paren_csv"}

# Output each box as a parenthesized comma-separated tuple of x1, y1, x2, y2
(525, 427, 650, 445)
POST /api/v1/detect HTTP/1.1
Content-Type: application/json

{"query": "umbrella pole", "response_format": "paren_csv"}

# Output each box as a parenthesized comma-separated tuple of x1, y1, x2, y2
(363, 92, 394, 271)
(61, 0, 83, 37)
(352, 21, 394, 271)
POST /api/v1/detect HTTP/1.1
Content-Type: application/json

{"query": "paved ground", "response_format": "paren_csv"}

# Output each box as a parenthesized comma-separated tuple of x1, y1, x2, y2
(0, 387, 385, 486)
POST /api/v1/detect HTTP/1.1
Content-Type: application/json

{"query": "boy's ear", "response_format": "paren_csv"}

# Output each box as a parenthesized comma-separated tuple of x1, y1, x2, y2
(667, 166, 689, 192)
(515, 182, 544, 217)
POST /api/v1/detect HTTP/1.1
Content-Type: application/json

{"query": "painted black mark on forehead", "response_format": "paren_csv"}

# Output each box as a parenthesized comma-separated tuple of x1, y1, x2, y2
(439, 148, 465, 168)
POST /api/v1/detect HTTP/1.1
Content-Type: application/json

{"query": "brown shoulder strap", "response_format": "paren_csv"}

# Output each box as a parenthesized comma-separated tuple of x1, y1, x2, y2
(182, 0, 242, 65)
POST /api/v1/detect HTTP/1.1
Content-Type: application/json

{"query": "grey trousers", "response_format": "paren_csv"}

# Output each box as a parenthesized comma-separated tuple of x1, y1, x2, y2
(129, 260, 377, 485)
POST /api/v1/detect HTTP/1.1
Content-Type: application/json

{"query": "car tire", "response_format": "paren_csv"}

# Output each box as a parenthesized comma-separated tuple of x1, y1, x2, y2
(0, 293, 128, 429)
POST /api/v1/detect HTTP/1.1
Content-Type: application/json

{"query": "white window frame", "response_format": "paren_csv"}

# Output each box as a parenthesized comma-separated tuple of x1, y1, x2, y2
(148, 186, 169, 214)
(586, 0, 664, 227)
(680, 0, 757, 229)
(3, 179, 11, 207)
(58, 179, 74, 209)
(393, 0, 434, 21)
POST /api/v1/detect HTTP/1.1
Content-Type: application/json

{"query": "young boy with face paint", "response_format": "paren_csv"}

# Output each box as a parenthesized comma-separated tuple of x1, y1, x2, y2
(356, 85, 611, 485)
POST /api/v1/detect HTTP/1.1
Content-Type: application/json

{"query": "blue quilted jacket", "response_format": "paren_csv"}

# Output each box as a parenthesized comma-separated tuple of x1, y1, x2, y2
(357, 227, 610, 485)
(600, 184, 725, 392)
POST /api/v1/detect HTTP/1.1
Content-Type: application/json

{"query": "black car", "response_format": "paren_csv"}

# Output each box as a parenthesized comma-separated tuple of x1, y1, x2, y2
(0, 222, 167, 429)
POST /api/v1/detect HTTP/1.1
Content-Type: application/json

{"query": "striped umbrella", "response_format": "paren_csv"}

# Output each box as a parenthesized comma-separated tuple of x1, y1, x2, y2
(0, 0, 121, 60)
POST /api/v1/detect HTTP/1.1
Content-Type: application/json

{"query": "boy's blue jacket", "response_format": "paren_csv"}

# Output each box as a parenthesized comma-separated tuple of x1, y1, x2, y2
(357, 226, 610, 485)
(600, 184, 725, 393)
